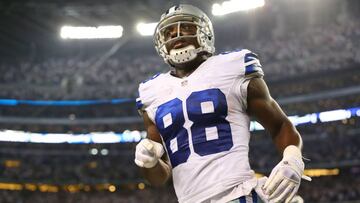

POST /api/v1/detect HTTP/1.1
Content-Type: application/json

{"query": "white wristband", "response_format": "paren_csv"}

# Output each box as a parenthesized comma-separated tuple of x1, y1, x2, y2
(283, 145, 302, 159)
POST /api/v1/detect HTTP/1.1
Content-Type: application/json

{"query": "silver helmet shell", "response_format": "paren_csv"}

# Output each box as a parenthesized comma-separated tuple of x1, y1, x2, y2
(154, 4, 215, 65)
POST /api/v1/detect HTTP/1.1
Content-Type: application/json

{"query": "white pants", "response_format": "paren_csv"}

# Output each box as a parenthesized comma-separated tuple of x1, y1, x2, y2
(228, 190, 262, 203)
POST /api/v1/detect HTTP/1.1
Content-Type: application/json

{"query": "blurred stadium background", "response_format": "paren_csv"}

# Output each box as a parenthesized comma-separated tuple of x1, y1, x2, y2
(0, 0, 359, 202)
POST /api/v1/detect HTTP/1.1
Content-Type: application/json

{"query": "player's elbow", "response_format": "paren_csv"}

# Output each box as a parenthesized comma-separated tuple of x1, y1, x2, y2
(273, 119, 302, 151)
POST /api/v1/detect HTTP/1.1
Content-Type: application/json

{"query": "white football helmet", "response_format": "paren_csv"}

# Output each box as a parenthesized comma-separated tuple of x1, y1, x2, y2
(154, 4, 215, 66)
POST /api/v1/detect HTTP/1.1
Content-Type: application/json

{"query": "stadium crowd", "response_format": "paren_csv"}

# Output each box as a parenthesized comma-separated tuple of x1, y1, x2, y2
(0, 119, 358, 202)
(283, 94, 360, 115)
(0, 118, 358, 180)
(242, 21, 360, 80)
(268, 66, 360, 98)
(299, 175, 360, 203)
(249, 118, 360, 170)
(0, 187, 178, 203)
(0, 65, 359, 125)
(0, 142, 137, 183)
(0, 92, 357, 132)
(0, 175, 359, 203)
(0, 19, 359, 100)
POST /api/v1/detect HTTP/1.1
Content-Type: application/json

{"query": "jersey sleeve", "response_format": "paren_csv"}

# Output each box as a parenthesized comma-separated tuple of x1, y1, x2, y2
(135, 73, 162, 121)
(217, 49, 264, 78)
(243, 50, 264, 78)
(231, 49, 264, 111)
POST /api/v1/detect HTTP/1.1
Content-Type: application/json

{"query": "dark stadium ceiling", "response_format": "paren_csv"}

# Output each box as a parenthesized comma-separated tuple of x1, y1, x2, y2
(0, 0, 218, 58)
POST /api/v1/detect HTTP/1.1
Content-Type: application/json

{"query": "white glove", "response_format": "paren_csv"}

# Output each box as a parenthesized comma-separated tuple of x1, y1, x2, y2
(134, 139, 165, 168)
(254, 176, 269, 203)
(263, 145, 311, 203)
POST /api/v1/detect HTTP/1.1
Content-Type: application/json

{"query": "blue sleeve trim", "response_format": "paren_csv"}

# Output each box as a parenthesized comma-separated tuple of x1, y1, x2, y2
(244, 52, 259, 63)
(245, 64, 262, 75)
(136, 99, 144, 110)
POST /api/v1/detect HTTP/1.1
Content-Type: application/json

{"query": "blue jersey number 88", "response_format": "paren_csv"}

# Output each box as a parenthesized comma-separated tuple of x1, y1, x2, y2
(155, 88, 233, 168)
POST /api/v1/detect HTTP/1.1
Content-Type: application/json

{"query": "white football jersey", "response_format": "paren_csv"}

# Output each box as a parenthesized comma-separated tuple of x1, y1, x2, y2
(136, 49, 264, 203)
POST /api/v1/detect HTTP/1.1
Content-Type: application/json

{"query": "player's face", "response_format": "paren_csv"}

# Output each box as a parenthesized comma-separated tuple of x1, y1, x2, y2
(163, 21, 200, 53)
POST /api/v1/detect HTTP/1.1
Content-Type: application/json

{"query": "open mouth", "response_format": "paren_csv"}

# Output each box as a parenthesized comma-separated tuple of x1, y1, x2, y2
(172, 40, 188, 49)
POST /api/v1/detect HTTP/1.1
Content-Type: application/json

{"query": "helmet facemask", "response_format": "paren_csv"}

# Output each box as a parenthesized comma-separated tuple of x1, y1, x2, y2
(154, 5, 215, 66)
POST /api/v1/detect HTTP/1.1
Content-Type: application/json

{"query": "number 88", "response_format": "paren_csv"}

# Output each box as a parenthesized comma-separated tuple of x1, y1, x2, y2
(155, 88, 233, 168)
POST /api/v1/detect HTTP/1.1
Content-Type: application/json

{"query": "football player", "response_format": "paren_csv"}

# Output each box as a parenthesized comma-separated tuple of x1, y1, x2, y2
(135, 4, 310, 203)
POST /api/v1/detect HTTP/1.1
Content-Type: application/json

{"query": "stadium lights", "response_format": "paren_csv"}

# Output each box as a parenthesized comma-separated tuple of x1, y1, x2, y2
(255, 168, 339, 178)
(90, 148, 98, 155)
(318, 109, 351, 123)
(60, 25, 123, 39)
(108, 185, 116, 192)
(100, 148, 109, 155)
(0, 106, 358, 144)
(138, 183, 146, 190)
(136, 22, 158, 36)
(304, 168, 340, 177)
(212, 0, 265, 16)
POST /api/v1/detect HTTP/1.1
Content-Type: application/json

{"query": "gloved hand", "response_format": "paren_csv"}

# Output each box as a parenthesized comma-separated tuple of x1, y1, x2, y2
(263, 145, 311, 203)
(134, 138, 165, 168)
(255, 176, 269, 203)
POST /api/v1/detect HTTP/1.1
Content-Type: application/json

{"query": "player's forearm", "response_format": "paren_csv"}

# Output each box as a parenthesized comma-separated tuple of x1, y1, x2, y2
(141, 159, 171, 187)
(272, 119, 303, 153)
